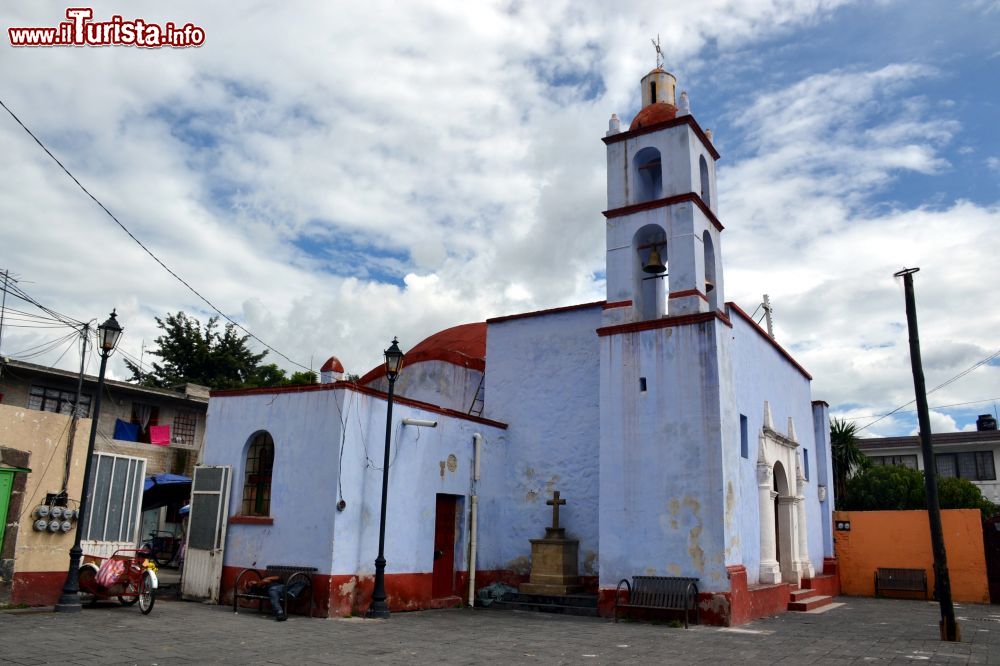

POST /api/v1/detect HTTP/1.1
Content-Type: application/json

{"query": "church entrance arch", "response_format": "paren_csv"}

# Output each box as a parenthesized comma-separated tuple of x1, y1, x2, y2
(756, 402, 811, 586)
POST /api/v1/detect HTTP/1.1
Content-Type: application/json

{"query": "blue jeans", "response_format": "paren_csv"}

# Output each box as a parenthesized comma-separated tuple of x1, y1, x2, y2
(267, 580, 308, 616)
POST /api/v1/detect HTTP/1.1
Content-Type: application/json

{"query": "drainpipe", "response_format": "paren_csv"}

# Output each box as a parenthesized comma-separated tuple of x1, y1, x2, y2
(468, 433, 482, 606)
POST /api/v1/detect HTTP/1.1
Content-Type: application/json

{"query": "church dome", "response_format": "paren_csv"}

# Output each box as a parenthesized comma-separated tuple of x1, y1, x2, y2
(357, 322, 487, 385)
(320, 356, 345, 373)
(629, 102, 678, 131)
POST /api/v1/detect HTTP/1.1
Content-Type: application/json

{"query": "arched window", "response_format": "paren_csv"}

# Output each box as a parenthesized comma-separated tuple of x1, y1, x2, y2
(633, 147, 662, 203)
(699, 155, 711, 208)
(242, 432, 274, 516)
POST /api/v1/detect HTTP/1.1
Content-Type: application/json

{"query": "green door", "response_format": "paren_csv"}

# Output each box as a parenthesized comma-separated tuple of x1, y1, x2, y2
(0, 470, 13, 552)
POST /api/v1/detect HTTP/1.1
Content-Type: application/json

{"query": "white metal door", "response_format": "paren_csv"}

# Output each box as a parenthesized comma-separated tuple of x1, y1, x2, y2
(181, 465, 231, 602)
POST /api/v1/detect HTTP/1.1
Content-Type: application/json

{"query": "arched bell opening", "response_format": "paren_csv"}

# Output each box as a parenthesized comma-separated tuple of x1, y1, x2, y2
(632, 224, 668, 321)
(699, 154, 711, 209)
(632, 147, 662, 203)
(702, 230, 718, 311)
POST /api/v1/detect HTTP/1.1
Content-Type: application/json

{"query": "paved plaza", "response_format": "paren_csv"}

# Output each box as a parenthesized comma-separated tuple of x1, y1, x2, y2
(2, 596, 1000, 665)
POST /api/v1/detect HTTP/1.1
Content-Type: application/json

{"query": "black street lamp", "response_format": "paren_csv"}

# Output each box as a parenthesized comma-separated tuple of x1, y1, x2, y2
(366, 336, 404, 619)
(54, 310, 123, 613)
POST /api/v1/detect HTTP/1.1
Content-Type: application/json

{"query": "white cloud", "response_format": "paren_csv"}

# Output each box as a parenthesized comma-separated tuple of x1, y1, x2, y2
(1, 1, 996, 436)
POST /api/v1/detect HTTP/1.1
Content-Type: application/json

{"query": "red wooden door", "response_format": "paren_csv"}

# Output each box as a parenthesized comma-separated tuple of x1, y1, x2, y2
(432, 494, 457, 598)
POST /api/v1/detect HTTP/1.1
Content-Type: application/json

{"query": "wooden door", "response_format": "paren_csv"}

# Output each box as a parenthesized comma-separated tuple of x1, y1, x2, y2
(983, 515, 1000, 603)
(432, 494, 458, 598)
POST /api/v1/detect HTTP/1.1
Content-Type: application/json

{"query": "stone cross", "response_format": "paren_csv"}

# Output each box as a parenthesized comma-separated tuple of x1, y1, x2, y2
(547, 491, 566, 530)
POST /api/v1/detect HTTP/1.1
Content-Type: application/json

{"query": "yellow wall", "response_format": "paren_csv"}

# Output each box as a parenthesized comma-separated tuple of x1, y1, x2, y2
(834, 509, 988, 604)
(0, 404, 88, 573)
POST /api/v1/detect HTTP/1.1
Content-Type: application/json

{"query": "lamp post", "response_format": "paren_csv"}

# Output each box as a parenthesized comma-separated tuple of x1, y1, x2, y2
(366, 336, 404, 619)
(54, 310, 123, 613)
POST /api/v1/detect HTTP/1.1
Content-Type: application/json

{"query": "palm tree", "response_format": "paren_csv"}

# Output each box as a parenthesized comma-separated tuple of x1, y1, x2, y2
(831, 417, 867, 509)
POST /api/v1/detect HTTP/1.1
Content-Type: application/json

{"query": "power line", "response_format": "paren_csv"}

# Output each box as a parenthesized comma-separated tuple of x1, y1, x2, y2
(0, 99, 310, 372)
(856, 347, 1000, 432)
(845, 396, 1000, 420)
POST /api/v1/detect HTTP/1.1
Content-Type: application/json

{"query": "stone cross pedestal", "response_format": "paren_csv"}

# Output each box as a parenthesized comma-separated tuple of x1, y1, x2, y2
(520, 490, 583, 595)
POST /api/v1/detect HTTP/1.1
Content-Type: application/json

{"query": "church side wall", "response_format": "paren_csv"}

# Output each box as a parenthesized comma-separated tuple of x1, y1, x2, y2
(727, 313, 827, 582)
(203, 389, 344, 583)
(598, 320, 729, 594)
(481, 306, 602, 584)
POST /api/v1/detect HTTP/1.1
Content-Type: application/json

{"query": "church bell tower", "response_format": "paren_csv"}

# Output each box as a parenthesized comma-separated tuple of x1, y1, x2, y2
(597, 52, 736, 602)
(601, 58, 723, 326)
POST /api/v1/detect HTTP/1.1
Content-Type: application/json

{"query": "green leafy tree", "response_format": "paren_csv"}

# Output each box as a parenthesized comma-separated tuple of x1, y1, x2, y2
(842, 464, 998, 517)
(125, 312, 316, 390)
(831, 417, 868, 509)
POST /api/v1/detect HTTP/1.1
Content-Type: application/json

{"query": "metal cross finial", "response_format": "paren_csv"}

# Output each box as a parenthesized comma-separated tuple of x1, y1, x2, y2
(546, 490, 567, 530)
(651, 34, 663, 69)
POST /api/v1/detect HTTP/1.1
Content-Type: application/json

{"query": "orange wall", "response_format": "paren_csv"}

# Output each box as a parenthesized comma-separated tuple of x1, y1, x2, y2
(834, 509, 988, 604)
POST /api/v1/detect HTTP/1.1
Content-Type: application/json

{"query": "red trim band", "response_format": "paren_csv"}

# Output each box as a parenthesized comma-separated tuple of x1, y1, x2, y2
(487, 300, 604, 324)
(602, 300, 632, 310)
(602, 114, 721, 160)
(668, 289, 710, 303)
(229, 515, 274, 526)
(603, 192, 724, 232)
(597, 310, 732, 337)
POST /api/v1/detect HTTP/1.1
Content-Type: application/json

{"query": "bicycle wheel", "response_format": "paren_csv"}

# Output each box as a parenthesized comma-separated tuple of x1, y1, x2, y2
(139, 571, 155, 615)
(118, 580, 139, 606)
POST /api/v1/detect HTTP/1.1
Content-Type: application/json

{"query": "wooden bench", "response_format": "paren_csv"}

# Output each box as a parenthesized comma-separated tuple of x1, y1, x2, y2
(875, 567, 928, 599)
(614, 576, 700, 628)
(233, 565, 317, 617)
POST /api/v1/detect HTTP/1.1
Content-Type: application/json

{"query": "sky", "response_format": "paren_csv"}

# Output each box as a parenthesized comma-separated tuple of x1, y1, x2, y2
(0, 0, 997, 437)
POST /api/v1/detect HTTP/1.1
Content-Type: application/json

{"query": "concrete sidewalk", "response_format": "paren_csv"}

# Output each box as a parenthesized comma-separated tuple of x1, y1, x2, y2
(1, 596, 999, 665)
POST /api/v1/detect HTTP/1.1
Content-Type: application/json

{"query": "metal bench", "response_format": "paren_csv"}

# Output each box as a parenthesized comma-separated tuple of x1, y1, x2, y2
(233, 564, 317, 617)
(875, 567, 928, 599)
(614, 576, 700, 628)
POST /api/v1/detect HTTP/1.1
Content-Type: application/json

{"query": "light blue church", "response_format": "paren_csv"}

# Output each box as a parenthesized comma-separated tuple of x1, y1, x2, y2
(195, 60, 837, 625)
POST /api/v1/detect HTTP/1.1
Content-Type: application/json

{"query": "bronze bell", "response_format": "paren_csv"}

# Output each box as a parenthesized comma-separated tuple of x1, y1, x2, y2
(642, 247, 666, 274)
(705, 279, 715, 293)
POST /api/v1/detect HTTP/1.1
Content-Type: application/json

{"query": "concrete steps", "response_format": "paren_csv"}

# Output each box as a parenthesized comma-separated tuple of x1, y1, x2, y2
(788, 587, 833, 612)
(484, 592, 599, 617)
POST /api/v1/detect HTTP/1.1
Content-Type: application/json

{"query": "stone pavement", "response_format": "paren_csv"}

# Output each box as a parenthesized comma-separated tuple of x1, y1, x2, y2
(1, 596, 1000, 665)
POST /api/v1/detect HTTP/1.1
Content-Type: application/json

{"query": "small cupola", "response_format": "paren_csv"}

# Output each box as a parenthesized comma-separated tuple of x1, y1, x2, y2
(630, 39, 679, 131)
(320, 355, 345, 384)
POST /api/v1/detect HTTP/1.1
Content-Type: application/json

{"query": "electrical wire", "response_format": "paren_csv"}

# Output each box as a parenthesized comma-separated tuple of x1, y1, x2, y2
(856, 348, 1000, 432)
(845, 396, 1000, 420)
(0, 100, 310, 372)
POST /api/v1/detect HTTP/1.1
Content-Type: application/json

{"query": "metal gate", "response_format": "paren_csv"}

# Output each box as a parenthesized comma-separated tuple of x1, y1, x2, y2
(983, 515, 1000, 604)
(181, 465, 231, 602)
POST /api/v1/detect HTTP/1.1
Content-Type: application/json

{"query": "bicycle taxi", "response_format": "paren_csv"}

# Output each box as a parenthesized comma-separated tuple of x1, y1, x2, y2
(78, 548, 157, 614)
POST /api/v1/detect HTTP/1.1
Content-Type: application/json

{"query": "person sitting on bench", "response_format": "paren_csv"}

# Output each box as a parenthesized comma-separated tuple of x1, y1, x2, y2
(258, 575, 309, 621)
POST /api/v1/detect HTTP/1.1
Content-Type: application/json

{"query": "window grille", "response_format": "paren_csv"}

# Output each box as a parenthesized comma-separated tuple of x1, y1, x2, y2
(172, 410, 198, 446)
(242, 432, 274, 516)
(935, 451, 997, 481)
(27, 384, 91, 417)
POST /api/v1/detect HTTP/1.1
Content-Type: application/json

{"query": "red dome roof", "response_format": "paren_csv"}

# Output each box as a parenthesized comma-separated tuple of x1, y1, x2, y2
(320, 356, 345, 373)
(357, 322, 487, 385)
(629, 102, 678, 131)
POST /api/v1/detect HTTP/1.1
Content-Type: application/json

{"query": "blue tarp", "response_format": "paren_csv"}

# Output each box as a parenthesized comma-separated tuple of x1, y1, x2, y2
(142, 473, 192, 511)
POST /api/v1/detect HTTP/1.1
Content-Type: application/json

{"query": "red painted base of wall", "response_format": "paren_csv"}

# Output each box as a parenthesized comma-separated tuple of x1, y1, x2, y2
(11, 571, 67, 606)
(221, 566, 544, 617)
(802, 558, 841, 597)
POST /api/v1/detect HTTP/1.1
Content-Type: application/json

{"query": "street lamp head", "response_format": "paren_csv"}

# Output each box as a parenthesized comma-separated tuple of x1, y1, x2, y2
(384, 337, 404, 381)
(97, 309, 123, 355)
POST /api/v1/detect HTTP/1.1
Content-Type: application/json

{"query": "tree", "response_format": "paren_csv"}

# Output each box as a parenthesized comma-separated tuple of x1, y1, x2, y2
(125, 312, 316, 390)
(831, 417, 868, 509)
(841, 463, 997, 517)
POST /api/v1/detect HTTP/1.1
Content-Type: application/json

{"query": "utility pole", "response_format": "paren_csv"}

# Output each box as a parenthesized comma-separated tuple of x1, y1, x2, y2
(0, 269, 9, 359)
(894, 267, 959, 642)
(62, 323, 90, 491)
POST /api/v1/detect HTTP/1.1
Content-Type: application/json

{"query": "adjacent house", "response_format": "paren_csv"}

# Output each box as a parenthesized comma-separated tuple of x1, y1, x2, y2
(0, 356, 208, 604)
(858, 414, 1000, 503)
